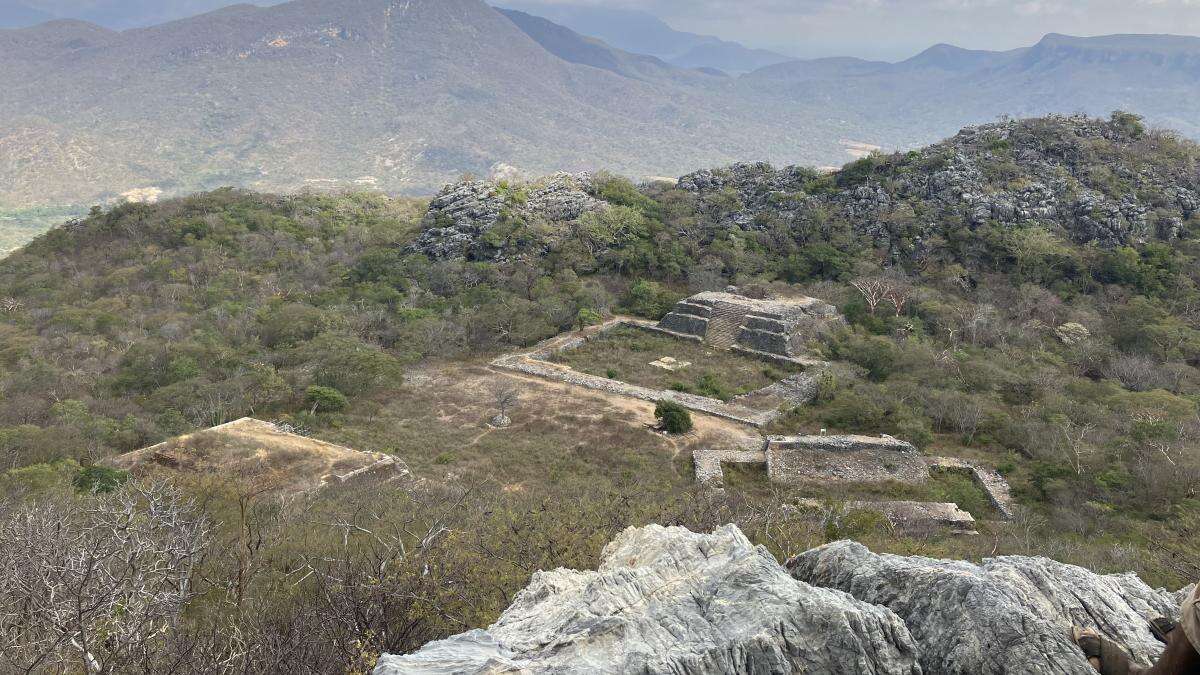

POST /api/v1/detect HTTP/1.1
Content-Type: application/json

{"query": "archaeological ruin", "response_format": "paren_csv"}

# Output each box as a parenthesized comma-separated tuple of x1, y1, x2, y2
(765, 434, 929, 485)
(651, 291, 842, 362)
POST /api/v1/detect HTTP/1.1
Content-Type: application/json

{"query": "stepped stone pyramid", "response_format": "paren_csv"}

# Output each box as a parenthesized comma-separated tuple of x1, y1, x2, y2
(656, 290, 842, 359)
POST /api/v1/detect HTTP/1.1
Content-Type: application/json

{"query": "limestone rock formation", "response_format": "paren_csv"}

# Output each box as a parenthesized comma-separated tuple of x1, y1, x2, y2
(790, 540, 1184, 674)
(376, 525, 1193, 674)
(375, 524, 922, 674)
(676, 116, 1200, 257)
(412, 173, 607, 261)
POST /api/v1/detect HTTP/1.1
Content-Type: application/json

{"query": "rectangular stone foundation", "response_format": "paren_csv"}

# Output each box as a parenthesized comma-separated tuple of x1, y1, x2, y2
(766, 435, 929, 485)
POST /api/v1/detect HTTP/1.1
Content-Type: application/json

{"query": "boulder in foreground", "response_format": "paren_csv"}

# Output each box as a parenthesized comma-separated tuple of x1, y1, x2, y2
(790, 540, 1186, 674)
(375, 524, 921, 674)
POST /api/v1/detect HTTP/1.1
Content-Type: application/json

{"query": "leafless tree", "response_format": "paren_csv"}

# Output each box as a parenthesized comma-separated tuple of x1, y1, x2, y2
(494, 385, 521, 419)
(0, 482, 210, 674)
(851, 274, 912, 317)
(0, 297, 23, 313)
(1104, 354, 1166, 392)
(850, 277, 890, 317)
(1052, 414, 1096, 475)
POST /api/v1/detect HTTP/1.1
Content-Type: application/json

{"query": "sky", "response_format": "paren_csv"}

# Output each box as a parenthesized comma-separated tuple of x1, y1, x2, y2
(519, 0, 1200, 60)
(13, 0, 1200, 60)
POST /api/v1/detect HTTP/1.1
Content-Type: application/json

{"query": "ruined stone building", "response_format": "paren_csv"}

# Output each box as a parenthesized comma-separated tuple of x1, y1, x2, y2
(765, 434, 928, 485)
(655, 291, 841, 360)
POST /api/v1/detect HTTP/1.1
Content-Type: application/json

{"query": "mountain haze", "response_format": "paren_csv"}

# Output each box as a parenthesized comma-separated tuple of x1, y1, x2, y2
(0, 0, 821, 209)
(3, 0, 1200, 252)
(496, 2, 793, 74)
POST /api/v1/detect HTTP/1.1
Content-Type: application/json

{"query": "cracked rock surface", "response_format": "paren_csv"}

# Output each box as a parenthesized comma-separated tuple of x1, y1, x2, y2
(375, 524, 921, 674)
(789, 540, 1185, 675)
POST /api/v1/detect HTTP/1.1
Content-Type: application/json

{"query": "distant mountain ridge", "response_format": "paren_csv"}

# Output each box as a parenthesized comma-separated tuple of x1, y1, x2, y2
(0, 0, 827, 210)
(496, 2, 793, 74)
(0, 0, 283, 30)
(2, 0, 1200, 252)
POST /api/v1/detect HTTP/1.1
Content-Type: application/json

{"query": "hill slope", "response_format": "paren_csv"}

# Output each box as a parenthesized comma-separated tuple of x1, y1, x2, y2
(4, 5, 1200, 254)
(0, 0, 817, 209)
(1, 115, 1197, 670)
(496, 1, 792, 73)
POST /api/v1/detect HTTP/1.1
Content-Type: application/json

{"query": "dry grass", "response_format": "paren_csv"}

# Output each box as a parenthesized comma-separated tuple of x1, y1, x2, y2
(549, 326, 800, 401)
(316, 363, 762, 496)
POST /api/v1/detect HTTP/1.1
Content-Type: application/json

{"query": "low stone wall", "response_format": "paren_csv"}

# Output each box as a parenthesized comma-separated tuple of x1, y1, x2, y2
(693, 446, 768, 485)
(793, 499, 978, 536)
(927, 456, 1016, 520)
(766, 434, 929, 485)
(492, 354, 779, 427)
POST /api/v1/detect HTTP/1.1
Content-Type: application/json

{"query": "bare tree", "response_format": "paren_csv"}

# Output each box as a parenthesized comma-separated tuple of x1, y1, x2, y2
(1051, 414, 1096, 475)
(0, 482, 210, 674)
(851, 274, 912, 317)
(495, 385, 520, 418)
(850, 277, 890, 317)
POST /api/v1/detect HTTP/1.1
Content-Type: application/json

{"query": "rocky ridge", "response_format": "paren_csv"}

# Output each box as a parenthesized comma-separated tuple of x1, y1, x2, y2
(791, 540, 1188, 674)
(375, 524, 922, 674)
(676, 115, 1200, 255)
(374, 524, 1189, 674)
(411, 172, 607, 260)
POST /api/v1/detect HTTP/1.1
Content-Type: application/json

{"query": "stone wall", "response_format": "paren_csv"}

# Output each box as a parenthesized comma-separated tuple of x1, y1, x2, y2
(492, 353, 779, 427)
(927, 456, 1016, 520)
(794, 499, 978, 536)
(766, 434, 929, 485)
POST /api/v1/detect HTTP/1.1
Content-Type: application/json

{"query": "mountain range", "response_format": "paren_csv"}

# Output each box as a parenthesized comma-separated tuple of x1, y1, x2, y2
(495, 2, 794, 74)
(2, 0, 1200, 231)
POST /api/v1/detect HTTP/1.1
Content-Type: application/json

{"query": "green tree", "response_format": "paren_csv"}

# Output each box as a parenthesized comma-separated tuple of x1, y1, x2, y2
(655, 401, 693, 434)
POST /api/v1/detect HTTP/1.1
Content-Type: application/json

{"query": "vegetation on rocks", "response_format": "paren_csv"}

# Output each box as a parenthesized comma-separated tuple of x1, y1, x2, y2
(1, 115, 1198, 670)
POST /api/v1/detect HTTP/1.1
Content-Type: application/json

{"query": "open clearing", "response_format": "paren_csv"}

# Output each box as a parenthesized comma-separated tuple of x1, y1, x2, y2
(315, 363, 762, 497)
(549, 326, 801, 401)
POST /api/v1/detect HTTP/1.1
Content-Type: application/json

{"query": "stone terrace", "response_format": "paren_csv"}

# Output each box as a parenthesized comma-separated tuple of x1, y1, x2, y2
(651, 291, 840, 363)
(765, 434, 929, 485)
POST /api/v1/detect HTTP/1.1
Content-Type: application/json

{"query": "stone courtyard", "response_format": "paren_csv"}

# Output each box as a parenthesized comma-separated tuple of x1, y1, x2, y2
(486, 290, 1015, 538)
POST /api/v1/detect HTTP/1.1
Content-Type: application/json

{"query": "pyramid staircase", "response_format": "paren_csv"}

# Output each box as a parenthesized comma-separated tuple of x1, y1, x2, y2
(704, 301, 748, 350)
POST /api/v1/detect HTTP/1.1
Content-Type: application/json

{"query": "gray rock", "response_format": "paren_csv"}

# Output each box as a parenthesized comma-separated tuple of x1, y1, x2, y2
(675, 116, 1200, 257)
(412, 173, 607, 261)
(790, 540, 1182, 674)
(375, 525, 922, 674)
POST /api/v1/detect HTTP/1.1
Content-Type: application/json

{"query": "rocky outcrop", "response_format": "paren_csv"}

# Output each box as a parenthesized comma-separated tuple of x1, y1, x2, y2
(375, 525, 922, 674)
(412, 173, 607, 260)
(790, 541, 1184, 674)
(376, 525, 1192, 674)
(676, 116, 1200, 256)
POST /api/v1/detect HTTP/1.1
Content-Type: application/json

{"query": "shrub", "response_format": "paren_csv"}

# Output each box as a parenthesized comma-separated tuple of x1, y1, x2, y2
(829, 332, 898, 382)
(655, 401, 693, 434)
(622, 280, 678, 320)
(693, 373, 731, 401)
(73, 466, 130, 495)
(306, 385, 349, 412)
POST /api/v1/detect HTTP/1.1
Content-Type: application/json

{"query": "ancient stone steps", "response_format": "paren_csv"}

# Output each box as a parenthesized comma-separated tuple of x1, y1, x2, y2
(704, 301, 748, 349)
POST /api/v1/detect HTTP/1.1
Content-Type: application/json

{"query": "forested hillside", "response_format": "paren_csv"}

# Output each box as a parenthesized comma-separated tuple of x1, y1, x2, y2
(1, 114, 1197, 670)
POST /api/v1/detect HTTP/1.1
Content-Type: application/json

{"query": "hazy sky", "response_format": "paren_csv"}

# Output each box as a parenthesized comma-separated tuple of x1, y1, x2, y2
(526, 0, 1200, 60)
(17, 0, 1200, 60)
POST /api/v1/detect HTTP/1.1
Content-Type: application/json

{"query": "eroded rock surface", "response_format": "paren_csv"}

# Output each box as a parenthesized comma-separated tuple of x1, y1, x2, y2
(790, 540, 1183, 674)
(375, 525, 922, 674)
(412, 172, 606, 260)
(677, 116, 1200, 257)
